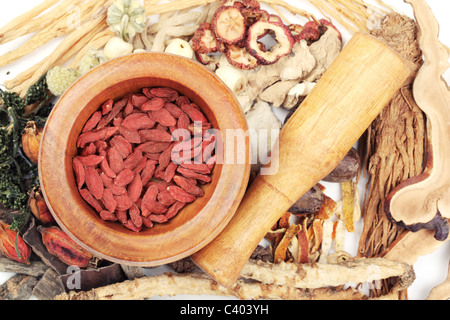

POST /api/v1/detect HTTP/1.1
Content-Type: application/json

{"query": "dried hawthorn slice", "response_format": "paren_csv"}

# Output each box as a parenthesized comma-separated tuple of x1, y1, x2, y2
(192, 23, 220, 54)
(241, 8, 269, 26)
(226, 44, 259, 70)
(212, 6, 246, 44)
(319, 18, 342, 42)
(194, 52, 216, 66)
(247, 21, 295, 65)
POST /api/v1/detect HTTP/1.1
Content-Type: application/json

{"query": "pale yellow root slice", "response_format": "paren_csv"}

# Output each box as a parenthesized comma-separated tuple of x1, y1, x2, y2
(0, 0, 84, 45)
(0, 0, 111, 67)
(67, 29, 114, 69)
(341, 180, 356, 232)
(12, 16, 107, 97)
(0, 0, 61, 42)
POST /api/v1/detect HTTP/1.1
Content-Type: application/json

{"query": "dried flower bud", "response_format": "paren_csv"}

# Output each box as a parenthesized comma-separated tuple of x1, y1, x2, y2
(0, 220, 31, 264)
(22, 121, 43, 164)
(38, 226, 93, 268)
(28, 186, 54, 224)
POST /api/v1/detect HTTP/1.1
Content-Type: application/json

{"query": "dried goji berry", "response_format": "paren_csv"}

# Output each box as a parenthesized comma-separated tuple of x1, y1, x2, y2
(141, 97, 165, 111)
(84, 166, 104, 199)
(167, 186, 197, 203)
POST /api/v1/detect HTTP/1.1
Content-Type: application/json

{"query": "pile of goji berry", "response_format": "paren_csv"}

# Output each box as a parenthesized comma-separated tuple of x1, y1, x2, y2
(72, 87, 216, 232)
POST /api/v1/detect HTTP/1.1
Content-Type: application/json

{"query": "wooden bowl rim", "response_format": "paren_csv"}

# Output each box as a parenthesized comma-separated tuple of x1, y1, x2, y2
(39, 52, 250, 266)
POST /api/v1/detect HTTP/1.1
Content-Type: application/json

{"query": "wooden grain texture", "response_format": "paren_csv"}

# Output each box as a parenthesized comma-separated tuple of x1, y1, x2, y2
(191, 33, 412, 287)
(39, 52, 250, 266)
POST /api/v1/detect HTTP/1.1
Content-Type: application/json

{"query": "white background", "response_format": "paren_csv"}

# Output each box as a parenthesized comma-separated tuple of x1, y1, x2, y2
(0, 0, 449, 300)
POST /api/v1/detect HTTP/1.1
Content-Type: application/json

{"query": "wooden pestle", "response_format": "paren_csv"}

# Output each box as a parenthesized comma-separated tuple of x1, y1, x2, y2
(190, 33, 412, 287)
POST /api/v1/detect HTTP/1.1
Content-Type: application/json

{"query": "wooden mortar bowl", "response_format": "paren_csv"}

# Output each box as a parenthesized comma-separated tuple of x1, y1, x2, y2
(39, 53, 250, 266)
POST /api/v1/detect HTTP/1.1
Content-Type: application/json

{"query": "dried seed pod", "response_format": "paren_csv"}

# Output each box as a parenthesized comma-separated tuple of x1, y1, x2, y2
(247, 21, 295, 65)
(28, 186, 55, 224)
(0, 220, 31, 264)
(212, 6, 246, 44)
(21, 121, 43, 164)
(38, 226, 93, 268)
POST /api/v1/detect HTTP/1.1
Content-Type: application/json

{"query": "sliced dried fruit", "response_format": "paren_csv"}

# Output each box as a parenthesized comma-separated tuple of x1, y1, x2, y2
(226, 44, 259, 69)
(241, 8, 269, 26)
(194, 52, 217, 66)
(212, 6, 246, 44)
(319, 19, 342, 42)
(247, 21, 295, 65)
(192, 23, 220, 54)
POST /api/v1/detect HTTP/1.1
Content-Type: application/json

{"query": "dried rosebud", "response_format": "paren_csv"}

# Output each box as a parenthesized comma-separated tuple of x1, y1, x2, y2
(28, 186, 54, 224)
(38, 226, 93, 268)
(0, 220, 31, 264)
(21, 121, 43, 164)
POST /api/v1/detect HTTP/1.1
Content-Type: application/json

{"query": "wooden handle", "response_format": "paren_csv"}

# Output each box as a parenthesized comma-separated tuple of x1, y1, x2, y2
(191, 33, 412, 287)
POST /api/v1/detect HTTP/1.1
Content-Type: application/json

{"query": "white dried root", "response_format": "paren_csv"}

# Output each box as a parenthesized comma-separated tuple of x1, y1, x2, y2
(215, 66, 248, 94)
(55, 272, 366, 300)
(55, 257, 414, 300)
(245, 100, 281, 172)
(241, 257, 414, 290)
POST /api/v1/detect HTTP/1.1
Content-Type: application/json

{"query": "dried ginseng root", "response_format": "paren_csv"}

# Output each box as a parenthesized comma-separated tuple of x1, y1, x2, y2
(73, 87, 216, 232)
(38, 226, 93, 268)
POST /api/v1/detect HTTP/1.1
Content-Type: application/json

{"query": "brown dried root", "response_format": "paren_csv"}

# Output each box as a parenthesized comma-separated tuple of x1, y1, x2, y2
(358, 13, 425, 298)
(55, 272, 366, 300)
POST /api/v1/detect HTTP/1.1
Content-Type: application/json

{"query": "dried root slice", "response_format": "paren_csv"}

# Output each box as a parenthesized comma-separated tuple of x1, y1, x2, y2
(192, 23, 219, 54)
(247, 20, 294, 65)
(226, 44, 259, 69)
(212, 5, 246, 44)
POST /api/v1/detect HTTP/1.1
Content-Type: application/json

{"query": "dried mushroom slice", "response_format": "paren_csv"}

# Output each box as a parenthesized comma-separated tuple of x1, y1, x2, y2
(247, 21, 295, 65)
(226, 44, 259, 69)
(192, 23, 220, 54)
(212, 6, 247, 44)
